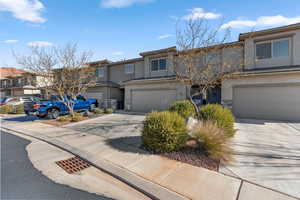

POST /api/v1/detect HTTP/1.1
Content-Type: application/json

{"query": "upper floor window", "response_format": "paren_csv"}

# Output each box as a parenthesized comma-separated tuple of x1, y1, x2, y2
(256, 39, 289, 60)
(125, 63, 134, 74)
(151, 58, 167, 72)
(95, 67, 104, 77)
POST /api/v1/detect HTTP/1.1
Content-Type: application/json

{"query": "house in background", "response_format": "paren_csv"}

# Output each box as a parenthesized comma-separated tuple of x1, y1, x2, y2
(86, 23, 300, 121)
(0, 67, 41, 98)
(222, 23, 300, 121)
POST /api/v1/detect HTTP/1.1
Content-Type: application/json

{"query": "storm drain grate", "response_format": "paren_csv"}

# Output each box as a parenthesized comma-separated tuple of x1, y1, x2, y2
(56, 157, 90, 174)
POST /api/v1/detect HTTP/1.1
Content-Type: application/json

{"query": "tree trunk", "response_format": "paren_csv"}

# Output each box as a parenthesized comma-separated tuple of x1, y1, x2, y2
(201, 88, 208, 105)
(188, 90, 200, 118)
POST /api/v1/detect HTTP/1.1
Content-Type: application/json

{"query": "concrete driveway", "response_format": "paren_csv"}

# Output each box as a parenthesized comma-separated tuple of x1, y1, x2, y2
(63, 113, 145, 148)
(222, 119, 300, 198)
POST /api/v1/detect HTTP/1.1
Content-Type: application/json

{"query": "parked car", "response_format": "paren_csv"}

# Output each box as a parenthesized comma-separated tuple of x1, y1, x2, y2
(0, 96, 40, 106)
(24, 95, 98, 119)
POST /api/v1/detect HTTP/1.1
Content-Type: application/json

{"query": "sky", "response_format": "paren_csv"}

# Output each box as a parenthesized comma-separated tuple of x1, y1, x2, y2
(1, 0, 300, 68)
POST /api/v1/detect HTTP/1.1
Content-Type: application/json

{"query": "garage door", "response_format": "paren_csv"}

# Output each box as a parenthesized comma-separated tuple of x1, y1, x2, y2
(233, 85, 300, 121)
(131, 89, 177, 112)
(85, 91, 103, 102)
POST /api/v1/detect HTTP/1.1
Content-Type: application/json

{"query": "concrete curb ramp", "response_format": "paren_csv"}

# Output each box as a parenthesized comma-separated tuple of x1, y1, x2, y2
(2, 123, 299, 200)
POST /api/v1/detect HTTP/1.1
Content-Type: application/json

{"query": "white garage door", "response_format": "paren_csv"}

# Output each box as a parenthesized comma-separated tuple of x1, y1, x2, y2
(131, 89, 177, 112)
(233, 85, 300, 121)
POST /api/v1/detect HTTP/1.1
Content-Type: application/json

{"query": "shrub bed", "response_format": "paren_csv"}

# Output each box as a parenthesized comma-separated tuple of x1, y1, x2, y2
(142, 111, 188, 153)
(91, 108, 104, 114)
(0, 104, 24, 114)
(199, 104, 235, 137)
(104, 108, 114, 114)
(169, 100, 196, 119)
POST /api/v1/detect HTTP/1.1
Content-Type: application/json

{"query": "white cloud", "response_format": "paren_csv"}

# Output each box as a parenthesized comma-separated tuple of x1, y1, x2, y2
(100, 0, 154, 8)
(27, 41, 54, 47)
(0, 0, 45, 23)
(157, 34, 173, 40)
(183, 8, 221, 20)
(221, 15, 300, 29)
(4, 39, 18, 43)
(112, 51, 124, 56)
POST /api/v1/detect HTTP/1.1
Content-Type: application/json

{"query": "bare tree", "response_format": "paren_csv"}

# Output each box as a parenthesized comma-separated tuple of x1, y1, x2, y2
(173, 19, 244, 116)
(14, 43, 96, 117)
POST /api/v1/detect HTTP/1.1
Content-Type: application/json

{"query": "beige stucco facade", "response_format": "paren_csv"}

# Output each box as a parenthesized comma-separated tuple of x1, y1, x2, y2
(85, 23, 300, 119)
(221, 23, 300, 120)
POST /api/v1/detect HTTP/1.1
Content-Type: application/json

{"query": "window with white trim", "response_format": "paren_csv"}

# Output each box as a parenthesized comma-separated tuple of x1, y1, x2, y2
(96, 67, 104, 77)
(125, 63, 134, 74)
(151, 58, 167, 72)
(256, 39, 289, 60)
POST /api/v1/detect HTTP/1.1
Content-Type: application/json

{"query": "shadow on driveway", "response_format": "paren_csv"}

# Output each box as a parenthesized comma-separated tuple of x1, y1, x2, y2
(105, 136, 150, 155)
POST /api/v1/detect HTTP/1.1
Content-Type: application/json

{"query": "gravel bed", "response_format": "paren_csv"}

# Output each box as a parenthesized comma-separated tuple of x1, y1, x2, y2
(161, 147, 219, 171)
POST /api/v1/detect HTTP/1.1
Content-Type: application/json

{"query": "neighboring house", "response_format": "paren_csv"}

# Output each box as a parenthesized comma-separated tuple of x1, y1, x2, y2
(87, 44, 243, 112)
(222, 23, 300, 121)
(85, 23, 300, 120)
(0, 68, 42, 98)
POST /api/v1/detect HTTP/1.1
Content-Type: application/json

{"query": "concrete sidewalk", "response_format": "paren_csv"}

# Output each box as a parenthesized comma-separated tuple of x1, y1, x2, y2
(2, 119, 298, 200)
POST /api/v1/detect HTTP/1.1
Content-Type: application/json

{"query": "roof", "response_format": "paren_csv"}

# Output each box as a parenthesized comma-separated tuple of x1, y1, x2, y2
(107, 57, 144, 66)
(179, 41, 243, 54)
(239, 23, 300, 41)
(139, 46, 177, 56)
(0, 67, 26, 79)
(88, 59, 112, 66)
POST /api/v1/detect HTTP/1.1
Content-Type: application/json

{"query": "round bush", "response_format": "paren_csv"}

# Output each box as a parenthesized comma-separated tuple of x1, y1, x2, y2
(104, 108, 114, 114)
(142, 111, 188, 153)
(91, 108, 104, 114)
(169, 100, 196, 119)
(190, 121, 233, 162)
(199, 104, 235, 137)
(0, 105, 14, 114)
(14, 104, 24, 114)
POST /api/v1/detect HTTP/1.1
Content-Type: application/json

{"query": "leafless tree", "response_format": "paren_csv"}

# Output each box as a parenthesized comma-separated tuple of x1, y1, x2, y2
(173, 18, 244, 116)
(14, 43, 96, 116)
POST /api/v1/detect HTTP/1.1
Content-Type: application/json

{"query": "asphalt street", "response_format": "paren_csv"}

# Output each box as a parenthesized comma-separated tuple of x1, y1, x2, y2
(1, 130, 113, 200)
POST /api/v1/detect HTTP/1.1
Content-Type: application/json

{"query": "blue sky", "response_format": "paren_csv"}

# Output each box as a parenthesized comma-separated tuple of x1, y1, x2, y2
(1, 0, 300, 67)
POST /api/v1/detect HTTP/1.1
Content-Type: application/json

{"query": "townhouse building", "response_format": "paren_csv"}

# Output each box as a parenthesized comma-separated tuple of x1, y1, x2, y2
(87, 23, 300, 121)
(0, 70, 42, 98)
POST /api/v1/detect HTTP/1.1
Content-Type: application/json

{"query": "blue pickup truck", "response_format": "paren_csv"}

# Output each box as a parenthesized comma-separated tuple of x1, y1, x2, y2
(24, 95, 98, 119)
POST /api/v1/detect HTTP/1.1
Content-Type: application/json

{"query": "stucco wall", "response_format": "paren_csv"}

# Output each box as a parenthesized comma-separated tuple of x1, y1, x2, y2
(244, 29, 300, 70)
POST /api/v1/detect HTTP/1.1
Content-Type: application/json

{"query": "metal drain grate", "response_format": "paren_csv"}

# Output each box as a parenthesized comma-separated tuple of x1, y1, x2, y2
(56, 157, 90, 174)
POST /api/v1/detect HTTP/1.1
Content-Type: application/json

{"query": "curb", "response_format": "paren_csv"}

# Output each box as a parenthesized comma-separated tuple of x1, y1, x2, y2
(1, 124, 189, 200)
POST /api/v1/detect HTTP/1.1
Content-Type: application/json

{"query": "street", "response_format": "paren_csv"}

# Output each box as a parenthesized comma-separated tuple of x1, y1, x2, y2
(1, 130, 113, 200)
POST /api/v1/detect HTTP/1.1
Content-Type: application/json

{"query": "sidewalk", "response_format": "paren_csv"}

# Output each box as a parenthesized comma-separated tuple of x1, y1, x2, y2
(2, 120, 298, 200)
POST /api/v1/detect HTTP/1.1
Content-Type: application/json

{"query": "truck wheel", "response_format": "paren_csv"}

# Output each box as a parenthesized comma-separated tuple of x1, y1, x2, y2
(48, 109, 60, 119)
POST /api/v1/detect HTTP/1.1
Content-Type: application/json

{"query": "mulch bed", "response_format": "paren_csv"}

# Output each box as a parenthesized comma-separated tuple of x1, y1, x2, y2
(161, 147, 220, 172)
(40, 113, 104, 127)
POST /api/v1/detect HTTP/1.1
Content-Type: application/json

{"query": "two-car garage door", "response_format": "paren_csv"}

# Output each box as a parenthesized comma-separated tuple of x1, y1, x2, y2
(233, 85, 300, 121)
(131, 89, 177, 112)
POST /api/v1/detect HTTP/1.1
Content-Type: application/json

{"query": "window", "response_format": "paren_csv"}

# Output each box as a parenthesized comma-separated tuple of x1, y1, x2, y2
(256, 39, 289, 60)
(125, 63, 134, 74)
(273, 39, 289, 58)
(151, 58, 167, 71)
(256, 42, 271, 59)
(96, 67, 104, 77)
